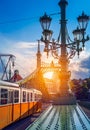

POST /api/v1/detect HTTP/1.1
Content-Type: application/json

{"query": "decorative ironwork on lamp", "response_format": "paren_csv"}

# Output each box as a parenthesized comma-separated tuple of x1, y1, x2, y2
(40, 11, 89, 59)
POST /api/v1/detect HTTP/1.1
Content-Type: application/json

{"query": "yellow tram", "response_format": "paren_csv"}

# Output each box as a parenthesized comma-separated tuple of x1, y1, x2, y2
(0, 80, 42, 129)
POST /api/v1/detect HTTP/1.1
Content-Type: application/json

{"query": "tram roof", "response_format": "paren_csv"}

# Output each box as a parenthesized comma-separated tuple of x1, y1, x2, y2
(0, 80, 19, 87)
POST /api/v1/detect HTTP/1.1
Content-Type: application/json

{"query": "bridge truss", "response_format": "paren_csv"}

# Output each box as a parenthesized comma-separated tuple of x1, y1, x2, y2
(0, 54, 15, 81)
(18, 61, 61, 100)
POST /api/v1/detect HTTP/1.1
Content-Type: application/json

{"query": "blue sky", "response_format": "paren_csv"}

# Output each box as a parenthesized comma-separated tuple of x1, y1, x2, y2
(0, 0, 90, 79)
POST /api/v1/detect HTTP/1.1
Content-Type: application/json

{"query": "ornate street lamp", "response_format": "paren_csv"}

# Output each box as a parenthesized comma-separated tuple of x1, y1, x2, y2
(40, 13, 53, 57)
(39, 0, 90, 104)
(73, 12, 89, 51)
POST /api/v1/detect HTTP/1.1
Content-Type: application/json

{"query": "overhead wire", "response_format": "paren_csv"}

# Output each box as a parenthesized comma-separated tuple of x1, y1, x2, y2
(0, 12, 60, 25)
(15, 62, 30, 76)
(0, 16, 38, 25)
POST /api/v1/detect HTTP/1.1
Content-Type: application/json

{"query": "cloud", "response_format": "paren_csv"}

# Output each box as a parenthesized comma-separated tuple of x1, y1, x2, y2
(69, 49, 90, 79)
(13, 42, 38, 77)
(14, 41, 38, 49)
(80, 57, 90, 69)
(0, 36, 38, 78)
(0, 34, 90, 80)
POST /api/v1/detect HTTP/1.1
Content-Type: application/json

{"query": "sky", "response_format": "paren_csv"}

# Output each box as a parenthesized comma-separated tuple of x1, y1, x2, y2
(0, 0, 90, 79)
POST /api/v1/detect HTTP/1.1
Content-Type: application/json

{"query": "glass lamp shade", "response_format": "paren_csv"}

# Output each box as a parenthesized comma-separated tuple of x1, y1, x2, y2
(73, 27, 81, 41)
(73, 27, 86, 41)
(40, 13, 52, 30)
(42, 29, 53, 41)
(77, 12, 89, 29)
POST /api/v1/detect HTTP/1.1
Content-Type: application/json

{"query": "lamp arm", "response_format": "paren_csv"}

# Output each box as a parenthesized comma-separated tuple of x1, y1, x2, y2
(68, 48, 76, 59)
(51, 50, 59, 59)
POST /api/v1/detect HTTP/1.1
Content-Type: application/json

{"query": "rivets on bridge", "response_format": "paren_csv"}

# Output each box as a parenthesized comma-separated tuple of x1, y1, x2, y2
(54, 125, 59, 130)
(45, 125, 50, 130)
(36, 124, 41, 130)
(36, 128, 39, 130)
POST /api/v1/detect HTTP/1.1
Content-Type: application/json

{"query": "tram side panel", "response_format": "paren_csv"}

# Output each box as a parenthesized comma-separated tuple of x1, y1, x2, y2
(20, 88, 41, 118)
(20, 88, 29, 119)
(0, 105, 12, 129)
(20, 88, 42, 118)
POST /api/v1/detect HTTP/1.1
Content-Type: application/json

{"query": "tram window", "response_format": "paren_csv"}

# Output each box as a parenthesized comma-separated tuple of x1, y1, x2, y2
(35, 94, 37, 101)
(23, 91, 26, 102)
(8, 90, 13, 103)
(1, 89, 8, 104)
(14, 90, 19, 103)
(30, 93, 33, 101)
(27, 92, 29, 102)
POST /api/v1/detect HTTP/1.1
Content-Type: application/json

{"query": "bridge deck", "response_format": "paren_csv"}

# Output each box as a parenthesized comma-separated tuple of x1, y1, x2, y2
(26, 105, 90, 130)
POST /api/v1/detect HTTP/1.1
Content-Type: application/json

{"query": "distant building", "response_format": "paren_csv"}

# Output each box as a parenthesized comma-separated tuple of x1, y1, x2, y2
(10, 70, 23, 82)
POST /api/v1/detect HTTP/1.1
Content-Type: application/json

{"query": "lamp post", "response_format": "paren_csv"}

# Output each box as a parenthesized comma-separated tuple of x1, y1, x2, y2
(39, 0, 89, 104)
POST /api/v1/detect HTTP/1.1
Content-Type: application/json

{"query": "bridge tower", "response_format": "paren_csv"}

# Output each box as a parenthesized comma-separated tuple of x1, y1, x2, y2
(36, 40, 41, 69)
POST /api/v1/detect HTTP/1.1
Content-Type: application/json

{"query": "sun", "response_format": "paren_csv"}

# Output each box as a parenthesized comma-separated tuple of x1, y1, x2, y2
(43, 72, 53, 79)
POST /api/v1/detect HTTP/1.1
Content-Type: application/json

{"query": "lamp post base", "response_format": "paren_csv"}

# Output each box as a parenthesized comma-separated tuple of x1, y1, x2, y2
(53, 93, 76, 105)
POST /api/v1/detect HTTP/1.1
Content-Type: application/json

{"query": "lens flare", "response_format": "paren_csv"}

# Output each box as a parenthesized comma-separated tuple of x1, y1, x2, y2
(43, 72, 53, 79)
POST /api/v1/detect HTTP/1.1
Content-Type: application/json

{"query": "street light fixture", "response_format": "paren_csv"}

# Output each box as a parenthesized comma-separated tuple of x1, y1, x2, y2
(39, 0, 90, 104)
(77, 12, 89, 30)
(40, 13, 53, 57)
(73, 12, 89, 51)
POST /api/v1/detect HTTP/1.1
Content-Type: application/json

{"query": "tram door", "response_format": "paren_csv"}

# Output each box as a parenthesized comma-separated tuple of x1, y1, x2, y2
(8, 89, 13, 122)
